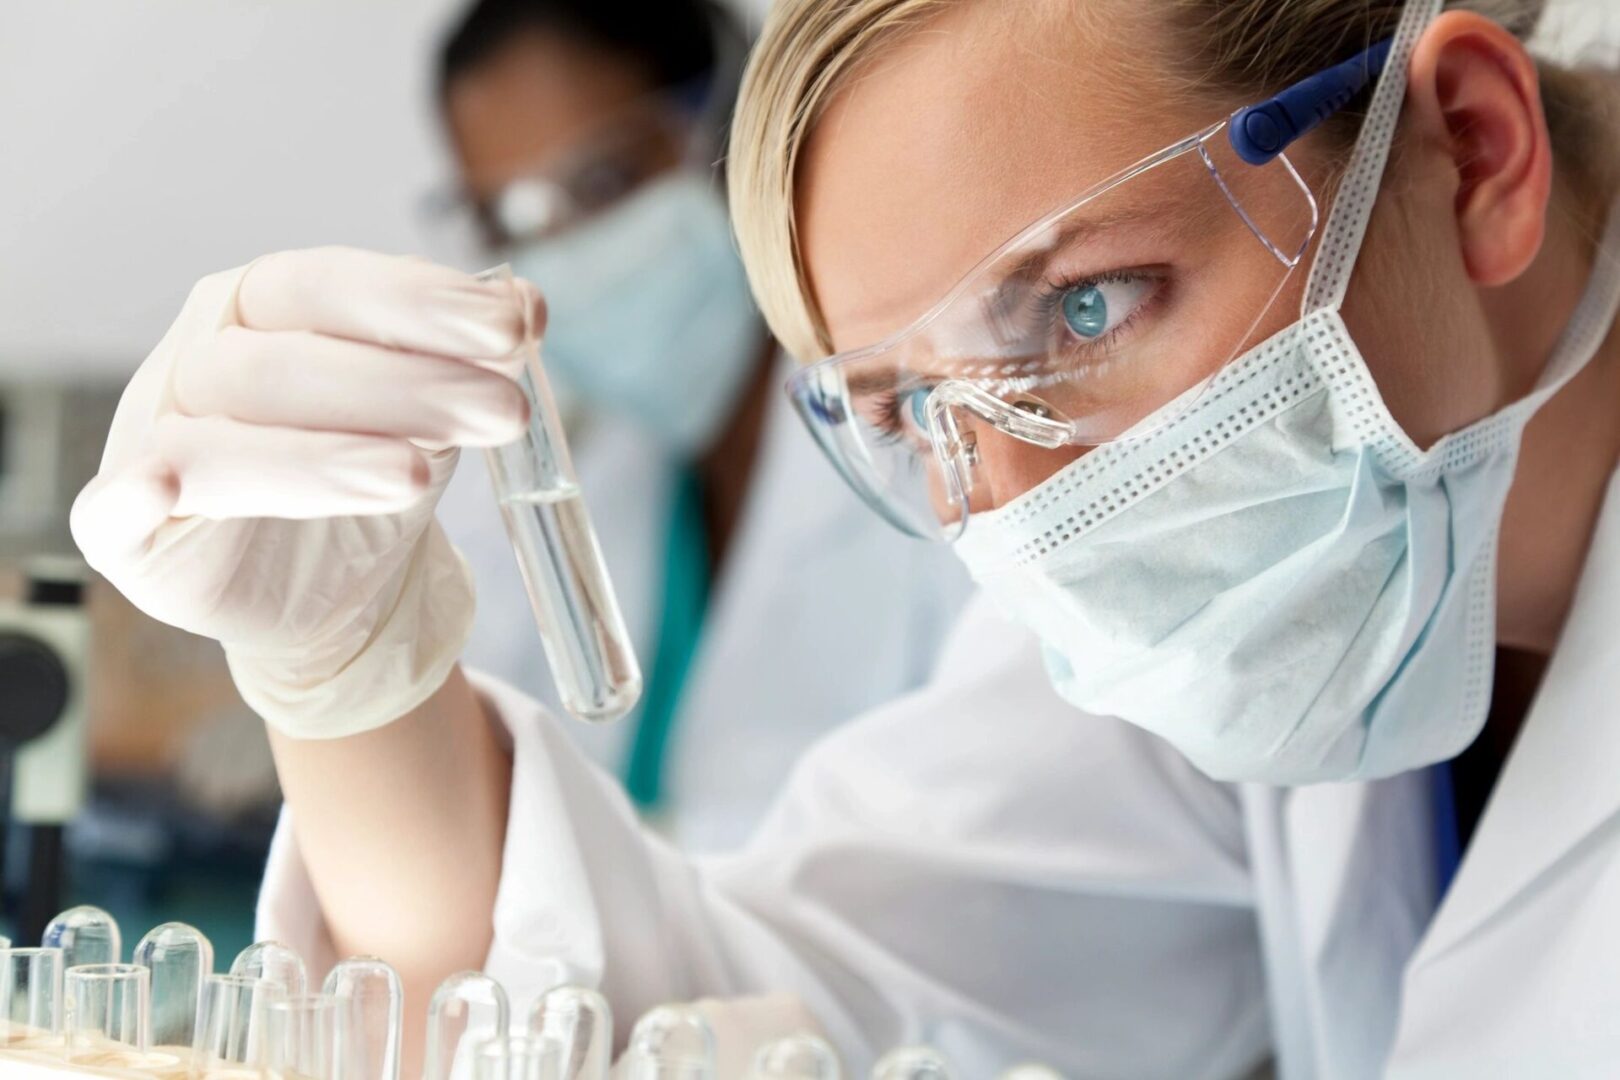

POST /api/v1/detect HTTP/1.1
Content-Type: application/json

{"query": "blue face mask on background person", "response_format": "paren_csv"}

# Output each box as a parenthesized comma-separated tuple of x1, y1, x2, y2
(511, 171, 762, 456)
(953, 7, 1620, 784)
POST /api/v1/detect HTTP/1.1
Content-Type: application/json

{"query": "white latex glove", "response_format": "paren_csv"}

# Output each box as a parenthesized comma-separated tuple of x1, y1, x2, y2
(72, 248, 537, 738)
(611, 994, 827, 1080)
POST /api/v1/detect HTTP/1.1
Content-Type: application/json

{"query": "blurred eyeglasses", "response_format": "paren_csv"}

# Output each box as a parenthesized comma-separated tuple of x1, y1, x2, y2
(422, 78, 714, 255)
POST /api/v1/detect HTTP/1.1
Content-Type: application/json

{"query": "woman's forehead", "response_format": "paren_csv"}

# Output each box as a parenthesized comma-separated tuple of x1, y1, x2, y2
(796, 0, 1188, 352)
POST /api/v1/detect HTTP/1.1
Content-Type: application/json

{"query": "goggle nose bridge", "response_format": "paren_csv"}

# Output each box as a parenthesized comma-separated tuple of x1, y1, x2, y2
(923, 379, 1074, 511)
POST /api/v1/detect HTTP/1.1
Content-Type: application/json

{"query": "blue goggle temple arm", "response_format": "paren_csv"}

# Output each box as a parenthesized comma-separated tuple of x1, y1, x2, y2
(1229, 37, 1396, 166)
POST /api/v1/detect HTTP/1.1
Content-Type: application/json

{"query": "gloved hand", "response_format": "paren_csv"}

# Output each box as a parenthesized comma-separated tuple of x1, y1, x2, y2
(71, 248, 537, 739)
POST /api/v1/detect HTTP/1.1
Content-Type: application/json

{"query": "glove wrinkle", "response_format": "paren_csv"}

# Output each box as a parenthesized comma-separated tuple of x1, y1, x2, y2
(74, 249, 519, 741)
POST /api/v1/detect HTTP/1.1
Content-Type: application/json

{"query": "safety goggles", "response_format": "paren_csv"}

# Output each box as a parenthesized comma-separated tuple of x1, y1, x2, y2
(787, 40, 1394, 541)
(423, 79, 716, 255)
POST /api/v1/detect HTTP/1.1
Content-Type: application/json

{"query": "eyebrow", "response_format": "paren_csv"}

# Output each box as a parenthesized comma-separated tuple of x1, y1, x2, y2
(845, 368, 905, 397)
(831, 211, 1163, 399)
(833, 179, 1228, 385)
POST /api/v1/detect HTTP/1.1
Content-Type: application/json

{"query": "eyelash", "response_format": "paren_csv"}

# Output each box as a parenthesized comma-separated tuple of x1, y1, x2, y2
(869, 267, 1165, 445)
(1029, 267, 1162, 360)
(870, 388, 925, 450)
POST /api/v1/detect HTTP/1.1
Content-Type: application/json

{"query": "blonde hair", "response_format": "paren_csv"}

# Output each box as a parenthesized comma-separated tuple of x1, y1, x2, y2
(728, 0, 1619, 363)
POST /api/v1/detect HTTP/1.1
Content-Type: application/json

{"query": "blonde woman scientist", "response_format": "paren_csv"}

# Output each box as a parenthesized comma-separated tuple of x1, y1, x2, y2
(73, 0, 1620, 1075)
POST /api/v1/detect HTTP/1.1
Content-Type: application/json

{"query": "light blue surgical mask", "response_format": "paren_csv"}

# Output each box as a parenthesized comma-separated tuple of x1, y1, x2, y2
(511, 171, 762, 455)
(954, 8, 1620, 784)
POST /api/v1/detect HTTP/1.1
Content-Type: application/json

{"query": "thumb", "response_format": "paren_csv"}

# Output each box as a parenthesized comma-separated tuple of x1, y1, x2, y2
(71, 454, 181, 571)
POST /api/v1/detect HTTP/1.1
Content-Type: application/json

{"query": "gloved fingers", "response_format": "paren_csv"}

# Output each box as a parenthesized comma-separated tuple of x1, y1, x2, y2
(71, 454, 182, 569)
(151, 413, 434, 520)
(235, 247, 543, 363)
(515, 277, 548, 338)
(174, 326, 528, 447)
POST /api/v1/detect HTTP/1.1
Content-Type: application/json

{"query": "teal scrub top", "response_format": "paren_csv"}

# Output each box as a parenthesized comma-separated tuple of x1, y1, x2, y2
(622, 466, 711, 810)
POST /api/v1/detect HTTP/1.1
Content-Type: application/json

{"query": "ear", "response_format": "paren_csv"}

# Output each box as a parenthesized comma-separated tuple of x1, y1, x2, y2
(1404, 12, 1554, 287)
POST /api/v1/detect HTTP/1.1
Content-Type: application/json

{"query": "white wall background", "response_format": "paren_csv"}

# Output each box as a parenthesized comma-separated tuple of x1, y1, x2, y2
(0, 0, 1612, 378)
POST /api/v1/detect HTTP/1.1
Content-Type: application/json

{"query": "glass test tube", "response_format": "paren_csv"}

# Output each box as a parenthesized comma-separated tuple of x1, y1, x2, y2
(65, 963, 150, 1065)
(474, 1033, 564, 1080)
(425, 971, 510, 1080)
(621, 1006, 716, 1080)
(323, 956, 402, 1080)
(231, 941, 309, 1000)
(194, 973, 278, 1074)
(265, 993, 341, 1080)
(477, 264, 643, 723)
(749, 1035, 843, 1080)
(135, 921, 214, 1049)
(528, 986, 612, 1080)
(870, 1047, 955, 1080)
(1, 947, 65, 1048)
(43, 905, 122, 968)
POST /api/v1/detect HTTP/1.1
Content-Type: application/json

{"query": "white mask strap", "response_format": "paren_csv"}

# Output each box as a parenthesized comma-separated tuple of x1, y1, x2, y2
(1521, 199, 1620, 411)
(1303, 0, 1445, 315)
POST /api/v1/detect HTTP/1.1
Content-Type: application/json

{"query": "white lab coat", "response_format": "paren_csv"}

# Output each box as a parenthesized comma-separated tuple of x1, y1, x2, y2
(260, 469, 1620, 1078)
(434, 355, 973, 850)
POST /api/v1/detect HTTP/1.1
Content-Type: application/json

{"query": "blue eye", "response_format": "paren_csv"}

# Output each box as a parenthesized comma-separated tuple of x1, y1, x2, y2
(901, 386, 933, 433)
(1062, 286, 1110, 339)
(1057, 276, 1157, 344)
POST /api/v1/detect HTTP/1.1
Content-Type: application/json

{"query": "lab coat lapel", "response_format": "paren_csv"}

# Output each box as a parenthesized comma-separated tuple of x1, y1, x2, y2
(1261, 771, 1437, 1078)
(1408, 470, 1620, 966)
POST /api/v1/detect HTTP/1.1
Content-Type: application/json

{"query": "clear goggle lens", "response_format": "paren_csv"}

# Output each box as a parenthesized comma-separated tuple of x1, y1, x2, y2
(787, 120, 1319, 541)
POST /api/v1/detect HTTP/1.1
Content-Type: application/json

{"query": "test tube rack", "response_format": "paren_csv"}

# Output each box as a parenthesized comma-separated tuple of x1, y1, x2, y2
(0, 905, 1064, 1079)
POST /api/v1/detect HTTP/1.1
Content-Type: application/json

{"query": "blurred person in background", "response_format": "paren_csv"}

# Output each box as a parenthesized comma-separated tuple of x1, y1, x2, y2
(425, 0, 971, 850)
(182, 0, 972, 852)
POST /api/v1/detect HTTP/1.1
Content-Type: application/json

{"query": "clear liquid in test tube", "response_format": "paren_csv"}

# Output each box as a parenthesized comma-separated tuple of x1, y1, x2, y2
(477, 265, 643, 723)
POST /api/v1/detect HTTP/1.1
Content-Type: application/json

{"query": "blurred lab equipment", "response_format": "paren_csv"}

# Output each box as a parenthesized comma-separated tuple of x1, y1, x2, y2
(0, 560, 90, 945)
(477, 266, 640, 724)
(0, 373, 278, 960)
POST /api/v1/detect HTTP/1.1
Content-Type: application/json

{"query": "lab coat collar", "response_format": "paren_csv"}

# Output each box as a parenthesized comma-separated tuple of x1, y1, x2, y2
(1409, 468, 1620, 966)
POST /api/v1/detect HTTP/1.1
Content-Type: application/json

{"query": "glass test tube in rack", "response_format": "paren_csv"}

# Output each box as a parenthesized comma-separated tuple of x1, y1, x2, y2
(1, 905, 1065, 1079)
